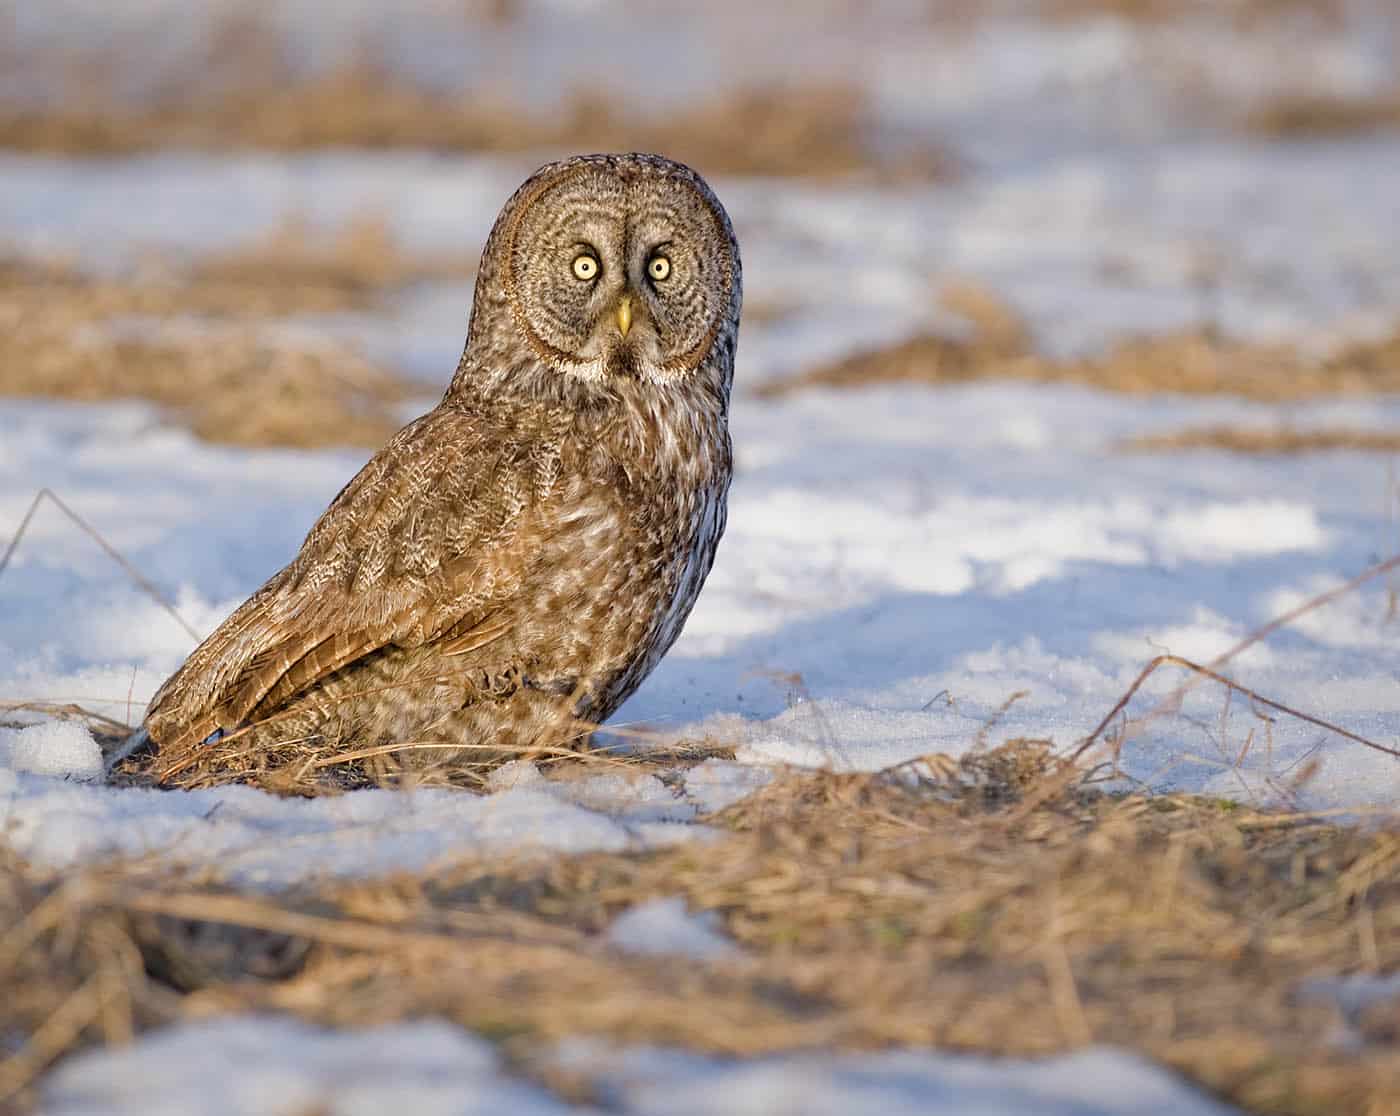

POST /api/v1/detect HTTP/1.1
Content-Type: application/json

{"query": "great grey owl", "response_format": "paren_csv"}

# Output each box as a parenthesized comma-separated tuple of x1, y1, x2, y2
(121, 153, 741, 785)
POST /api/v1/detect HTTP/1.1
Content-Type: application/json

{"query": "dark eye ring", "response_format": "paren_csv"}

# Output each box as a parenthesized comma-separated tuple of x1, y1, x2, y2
(572, 255, 599, 281)
(648, 255, 671, 282)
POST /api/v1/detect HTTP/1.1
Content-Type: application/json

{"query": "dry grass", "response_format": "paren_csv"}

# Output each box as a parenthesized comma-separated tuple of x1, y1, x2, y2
(5, 741, 1400, 1114)
(0, 296, 409, 450)
(4, 212, 474, 318)
(9, 335, 404, 450)
(0, 217, 466, 448)
(103, 694, 736, 796)
(190, 212, 475, 304)
(1039, 0, 1346, 26)
(1123, 425, 1400, 454)
(119, 721, 658, 797)
(0, 42, 953, 182)
(758, 286, 1400, 403)
(1036, 0, 1396, 138)
(1242, 95, 1400, 138)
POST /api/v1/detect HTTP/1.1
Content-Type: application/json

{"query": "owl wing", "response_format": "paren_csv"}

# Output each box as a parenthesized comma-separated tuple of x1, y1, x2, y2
(143, 404, 558, 754)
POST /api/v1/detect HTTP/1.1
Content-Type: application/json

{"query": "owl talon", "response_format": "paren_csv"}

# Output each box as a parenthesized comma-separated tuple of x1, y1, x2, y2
(103, 726, 152, 780)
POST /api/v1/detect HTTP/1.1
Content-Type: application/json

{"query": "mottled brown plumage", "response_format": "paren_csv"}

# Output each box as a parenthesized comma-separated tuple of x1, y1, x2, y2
(133, 153, 741, 783)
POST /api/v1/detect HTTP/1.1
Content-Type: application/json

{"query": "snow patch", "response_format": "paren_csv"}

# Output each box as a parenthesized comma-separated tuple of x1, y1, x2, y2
(0, 776, 680, 887)
(738, 700, 987, 773)
(605, 897, 741, 962)
(40, 1015, 1245, 1116)
(682, 759, 774, 814)
(1, 721, 103, 781)
(557, 1041, 1243, 1116)
(41, 1016, 589, 1116)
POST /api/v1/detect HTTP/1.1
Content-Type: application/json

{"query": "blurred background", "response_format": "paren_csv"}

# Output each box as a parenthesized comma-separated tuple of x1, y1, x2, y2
(2, 0, 1400, 447)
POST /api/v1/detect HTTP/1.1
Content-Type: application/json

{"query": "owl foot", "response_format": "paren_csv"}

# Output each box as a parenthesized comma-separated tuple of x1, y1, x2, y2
(102, 726, 228, 781)
(103, 726, 152, 780)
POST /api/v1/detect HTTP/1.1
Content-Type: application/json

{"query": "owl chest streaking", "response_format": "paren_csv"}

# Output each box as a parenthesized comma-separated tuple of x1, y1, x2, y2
(129, 153, 741, 786)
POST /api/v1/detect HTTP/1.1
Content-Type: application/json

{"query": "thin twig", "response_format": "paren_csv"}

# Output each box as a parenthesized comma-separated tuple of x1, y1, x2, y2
(0, 488, 200, 642)
(1102, 555, 1400, 758)
(1074, 654, 1400, 763)
(0, 700, 132, 735)
(972, 689, 1029, 752)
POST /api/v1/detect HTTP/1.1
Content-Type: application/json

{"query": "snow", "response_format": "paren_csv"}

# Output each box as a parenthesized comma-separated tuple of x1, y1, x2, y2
(680, 757, 773, 814)
(560, 1042, 1242, 1116)
(40, 1015, 1243, 1116)
(1, 720, 103, 781)
(1302, 972, 1400, 1025)
(0, 755, 709, 886)
(604, 897, 741, 962)
(40, 1017, 594, 1116)
(9, 381, 1400, 884)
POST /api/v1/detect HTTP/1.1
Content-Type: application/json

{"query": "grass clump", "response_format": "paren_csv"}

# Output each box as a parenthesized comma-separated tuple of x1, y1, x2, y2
(1122, 425, 1400, 455)
(1039, 0, 1346, 26)
(0, 296, 409, 451)
(758, 285, 1400, 406)
(1242, 94, 1400, 139)
(5, 741, 1400, 1114)
(188, 212, 475, 303)
(0, 45, 953, 183)
(0, 216, 466, 449)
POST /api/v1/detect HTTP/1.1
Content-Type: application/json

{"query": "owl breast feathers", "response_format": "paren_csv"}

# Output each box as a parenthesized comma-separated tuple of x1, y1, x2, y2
(131, 153, 742, 785)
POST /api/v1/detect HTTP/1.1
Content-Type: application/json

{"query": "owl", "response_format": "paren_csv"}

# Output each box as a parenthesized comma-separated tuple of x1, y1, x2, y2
(118, 153, 742, 785)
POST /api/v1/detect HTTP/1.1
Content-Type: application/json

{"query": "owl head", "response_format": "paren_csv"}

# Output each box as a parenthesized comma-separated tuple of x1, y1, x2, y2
(459, 153, 742, 397)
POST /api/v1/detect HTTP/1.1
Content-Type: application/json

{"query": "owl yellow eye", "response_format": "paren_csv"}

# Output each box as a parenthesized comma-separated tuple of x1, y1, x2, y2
(647, 255, 671, 282)
(572, 255, 599, 281)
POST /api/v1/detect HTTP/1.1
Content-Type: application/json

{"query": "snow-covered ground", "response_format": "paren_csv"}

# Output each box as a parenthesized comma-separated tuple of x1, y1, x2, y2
(9, 372, 1400, 872)
(7, 148, 1400, 860)
(38, 1015, 1240, 1116)
(6, 12, 1400, 1107)
(6, 140, 1400, 376)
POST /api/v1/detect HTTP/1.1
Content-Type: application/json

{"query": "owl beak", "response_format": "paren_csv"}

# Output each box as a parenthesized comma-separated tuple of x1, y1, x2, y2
(615, 294, 633, 338)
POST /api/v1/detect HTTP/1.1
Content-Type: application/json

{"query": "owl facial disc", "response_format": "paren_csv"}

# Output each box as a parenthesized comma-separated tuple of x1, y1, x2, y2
(501, 156, 738, 386)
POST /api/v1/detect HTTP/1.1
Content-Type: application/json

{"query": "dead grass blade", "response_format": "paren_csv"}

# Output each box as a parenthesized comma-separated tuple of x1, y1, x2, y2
(1209, 554, 1400, 672)
(1074, 653, 1400, 765)
(0, 488, 199, 642)
(1002, 555, 1400, 824)
(0, 701, 133, 738)
(0, 975, 109, 1105)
